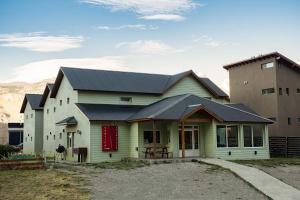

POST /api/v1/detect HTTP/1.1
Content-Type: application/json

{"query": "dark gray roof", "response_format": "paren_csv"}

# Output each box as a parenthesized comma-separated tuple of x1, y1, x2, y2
(128, 94, 272, 123)
(39, 83, 54, 107)
(225, 103, 258, 115)
(56, 116, 78, 126)
(200, 78, 228, 97)
(51, 67, 228, 98)
(20, 94, 43, 113)
(76, 94, 272, 124)
(76, 104, 145, 121)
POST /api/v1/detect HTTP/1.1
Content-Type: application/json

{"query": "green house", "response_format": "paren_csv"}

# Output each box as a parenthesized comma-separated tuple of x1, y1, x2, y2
(22, 67, 272, 162)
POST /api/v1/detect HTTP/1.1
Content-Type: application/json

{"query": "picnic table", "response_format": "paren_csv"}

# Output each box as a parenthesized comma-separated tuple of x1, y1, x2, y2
(144, 144, 170, 158)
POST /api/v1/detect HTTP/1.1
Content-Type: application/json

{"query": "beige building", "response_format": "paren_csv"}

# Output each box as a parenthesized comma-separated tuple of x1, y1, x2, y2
(224, 52, 300, 137)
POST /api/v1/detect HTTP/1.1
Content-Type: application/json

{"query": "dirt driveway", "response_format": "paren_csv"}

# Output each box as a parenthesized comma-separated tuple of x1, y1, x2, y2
(62, 162, 268, 200)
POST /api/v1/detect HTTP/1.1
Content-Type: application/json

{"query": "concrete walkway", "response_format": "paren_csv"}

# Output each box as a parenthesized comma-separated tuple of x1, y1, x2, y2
(199, 158, 300, 200)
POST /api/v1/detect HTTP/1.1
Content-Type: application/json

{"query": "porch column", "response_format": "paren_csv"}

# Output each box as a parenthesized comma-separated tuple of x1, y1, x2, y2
(181, 121, 185, 158)
(152, 120, 156, 158)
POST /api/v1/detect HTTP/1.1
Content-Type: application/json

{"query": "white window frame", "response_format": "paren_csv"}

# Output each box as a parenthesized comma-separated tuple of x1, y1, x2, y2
(216, 125, 240, 148)
(243, 125, 264, 148)
(261, 62, 274, 69)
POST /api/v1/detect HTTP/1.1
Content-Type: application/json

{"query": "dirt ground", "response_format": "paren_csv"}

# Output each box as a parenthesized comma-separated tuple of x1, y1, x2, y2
(60, 162, 268, 200)
(0, 169, 90, 200)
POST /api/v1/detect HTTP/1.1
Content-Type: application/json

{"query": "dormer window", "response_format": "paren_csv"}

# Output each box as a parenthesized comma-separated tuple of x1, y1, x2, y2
(120, 97, 132, 103)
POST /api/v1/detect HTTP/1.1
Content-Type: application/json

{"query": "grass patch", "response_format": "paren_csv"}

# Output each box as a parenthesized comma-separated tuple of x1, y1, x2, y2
(0, 169, 90, 200)
(233, 158, 300, 167)
(94, 158, 149, 170)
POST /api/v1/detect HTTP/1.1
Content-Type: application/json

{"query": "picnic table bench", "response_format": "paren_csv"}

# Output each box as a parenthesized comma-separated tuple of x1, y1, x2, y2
(143, 144, 172, 158)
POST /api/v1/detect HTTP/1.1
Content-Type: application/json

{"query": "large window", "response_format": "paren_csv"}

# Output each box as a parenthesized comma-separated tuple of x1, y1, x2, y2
(217, 125, 239, 148)
(144, 131, 160, 144)
(243, 125, 264, 147)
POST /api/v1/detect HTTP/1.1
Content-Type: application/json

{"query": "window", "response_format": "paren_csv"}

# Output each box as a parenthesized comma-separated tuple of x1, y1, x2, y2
(217, 125, 226, 147)
(46, 135, 49, 140)
(102, 126, 118, 151)
(67, 98, 70, 104)
(60, 100, 62, 106)
(59, 132, 62, 139)
(243, 125, 264, 147)
(297, 89, 300, 94)
(120, 97, 132, 103)
(286, 88, 290, 96)
(227, 126, 238, 147)
(31, 114, 33, 118)
(217, 125, 239, 148)
(47, 109, 49, 114)
(53, 135, 56, 140)
(261, 62, 274, 69)
(53, 107, 56, 112)
(30, 137, 32, 141)
(144, 130, 160, 144)
(243, 126, 252, 147)
(262, 88, 275, 95)
(279, 88, 282, 95)
(288, 117, 291, 125)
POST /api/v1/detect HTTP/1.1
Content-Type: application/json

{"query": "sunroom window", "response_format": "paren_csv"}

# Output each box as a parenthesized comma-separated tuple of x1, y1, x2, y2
(217, 125, 239, 147)
(243, 125, 264, 147)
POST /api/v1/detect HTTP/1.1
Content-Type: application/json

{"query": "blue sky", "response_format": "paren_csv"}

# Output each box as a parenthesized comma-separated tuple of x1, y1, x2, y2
(0, 0, 299, 92)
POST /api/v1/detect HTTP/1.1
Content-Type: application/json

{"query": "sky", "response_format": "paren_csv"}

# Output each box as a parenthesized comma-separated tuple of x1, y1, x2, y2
(0, 0, 300, 93)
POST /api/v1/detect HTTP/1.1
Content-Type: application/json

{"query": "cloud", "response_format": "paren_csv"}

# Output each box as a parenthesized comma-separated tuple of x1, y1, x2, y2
(193, 35, 239, 48)
(0, 32, 84, 52)
(81, 0, 201, 21)
(3, 57, 128, 83)
(140, 14, 185, 21)
(96, 24, 158, 30)
(115, 40, 178, 54)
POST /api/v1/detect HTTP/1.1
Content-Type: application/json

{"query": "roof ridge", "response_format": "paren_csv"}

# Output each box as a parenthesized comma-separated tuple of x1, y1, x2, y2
(224, 104, 273, 122)
(148, 94, 192, 119)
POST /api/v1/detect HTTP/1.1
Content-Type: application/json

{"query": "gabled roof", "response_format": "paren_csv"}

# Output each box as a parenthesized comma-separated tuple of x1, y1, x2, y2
(76, 93, 272, 124)
(39, 83, 54, 107)
(51, 67, 228, 99)
(128, 94, 272, 123)
(223, 52, 300, 73)
(20, 94, 43, 113)
(56, 116, 77, 126)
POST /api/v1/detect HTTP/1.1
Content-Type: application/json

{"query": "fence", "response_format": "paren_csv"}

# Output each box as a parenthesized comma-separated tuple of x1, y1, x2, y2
(0, 157, 45, 170)
(269, 137, 300, 157)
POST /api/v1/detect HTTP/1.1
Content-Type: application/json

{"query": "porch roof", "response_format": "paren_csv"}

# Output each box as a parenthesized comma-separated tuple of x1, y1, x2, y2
(56, 116, 78, 126)
(128, 94, 273, 123)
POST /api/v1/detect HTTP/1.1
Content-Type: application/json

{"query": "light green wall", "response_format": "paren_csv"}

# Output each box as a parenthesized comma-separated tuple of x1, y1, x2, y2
(42, 77, 91, 161)
(90, 121, 130, 162)
(23, 103, 43, 154)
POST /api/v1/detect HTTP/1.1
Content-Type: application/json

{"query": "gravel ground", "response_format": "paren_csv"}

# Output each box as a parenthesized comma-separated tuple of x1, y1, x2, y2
(253, 165, 300, 190)
(64, 162, 268, 200)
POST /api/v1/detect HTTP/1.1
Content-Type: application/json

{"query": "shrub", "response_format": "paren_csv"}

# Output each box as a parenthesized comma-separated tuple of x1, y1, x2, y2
(0, 145, 20, 159)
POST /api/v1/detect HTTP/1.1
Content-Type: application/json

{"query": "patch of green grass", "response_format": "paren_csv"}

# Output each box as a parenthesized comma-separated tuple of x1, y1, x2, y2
(94, 158, 150, 170)
(233, 157, 300, 167)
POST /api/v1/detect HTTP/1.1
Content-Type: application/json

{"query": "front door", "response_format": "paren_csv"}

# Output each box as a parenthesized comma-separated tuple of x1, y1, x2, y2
(66, 132, 75, 160)
(179, 126, 199, 157)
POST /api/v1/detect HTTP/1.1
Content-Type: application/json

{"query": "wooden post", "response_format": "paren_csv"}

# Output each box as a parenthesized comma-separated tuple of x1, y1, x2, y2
(181, 121, 185, 158)
(152, 120, 156, 158)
